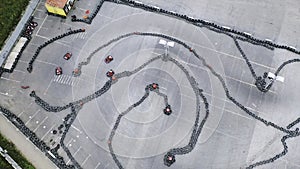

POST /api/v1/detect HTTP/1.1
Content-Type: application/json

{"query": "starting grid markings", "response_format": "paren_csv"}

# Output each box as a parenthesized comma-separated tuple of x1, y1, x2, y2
(53, 74, 80, 86)
(71, 32, 87, 40)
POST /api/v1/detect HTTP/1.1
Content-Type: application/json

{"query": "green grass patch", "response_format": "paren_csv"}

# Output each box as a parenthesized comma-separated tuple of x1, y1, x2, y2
(0, 155, 13, 169)
(0, 132, 35, 169)
(0, 0, 31, 48)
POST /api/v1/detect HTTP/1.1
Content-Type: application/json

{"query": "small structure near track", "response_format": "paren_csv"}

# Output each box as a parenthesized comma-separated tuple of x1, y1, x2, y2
(45, 0, 75, 17)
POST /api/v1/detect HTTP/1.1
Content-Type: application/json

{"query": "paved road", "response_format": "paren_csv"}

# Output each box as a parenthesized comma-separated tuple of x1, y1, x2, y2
(1, 0, 300, 169)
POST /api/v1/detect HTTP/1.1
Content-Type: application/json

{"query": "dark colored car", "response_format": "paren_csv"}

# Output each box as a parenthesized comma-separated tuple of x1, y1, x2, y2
(29, 21, 38, 28)
(164, 105, 172, 115)
(55, 67, 62, 75)
(106, 69, 114, 77)
(164, 153, 176, 167)
(105, 55, 113, 63)
(21, 86, 30, 89)
(150, 83, 159, 91)
(64, 52, 72, 60)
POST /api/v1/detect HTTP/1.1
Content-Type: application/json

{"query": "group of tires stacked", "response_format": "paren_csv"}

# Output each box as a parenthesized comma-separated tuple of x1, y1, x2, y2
(46, 146, 76, 169)
(30, 91, 73, 112)
(30, 92, 79, 168)
(247, 135, 292, 169)
(60, 105, 83, 169)
(27, 28, 85, 73)
(0, 106, 52, 157)
(22, 16, 38, 39)
(108, 84, 162, 169)
(48, 144, 74, 169)
(287, 118, 300, 130)
(71, 0, 106, 24)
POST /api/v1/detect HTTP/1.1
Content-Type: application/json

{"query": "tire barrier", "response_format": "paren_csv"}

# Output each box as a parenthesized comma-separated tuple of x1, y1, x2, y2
(70, 31, 300, 168)
(71, 0, 106, 24)
(4, 30, 299, 168)
(287, 117, 300, 129)
(0, 105, 77, 169)
(108, 83, 170, 169)
(71, 0, 300, 57)
(246, 134, 292, 169)
(27, 28, 85, 73)
(29, 79, 112, 168)
(3, 3, 299, 166)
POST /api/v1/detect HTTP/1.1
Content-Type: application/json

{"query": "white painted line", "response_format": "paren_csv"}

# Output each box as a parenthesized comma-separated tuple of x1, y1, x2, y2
(47, 151, 56, 159)
(152, 6, 160, 10)
(222, 26, 231, 30)
(66, 76, 72, 84)
(58, 75, 65, 83)
(55, 76, 61, 83)
(18, 103, 33, 117)
(73, 78, 80, 86)
(78, 33, 83, 39)
(243, 32, 252, 36)
(41, 124, 56, 140)
(53, 75, 59, 82)
(67, 78, 73, 85)
(71, 78, 76, 86)
(64, 75, 71, 84)
(66, 138, 74, 146)
(81, 32, 87, 39)
(44, 78, 54, 95)
(33, 116, 48, 132)
(66, 76, 72, 85)
(25, 109, 40, 125)
(288, 46, 296, 50)
(36, 59, 57, 66)
(182, 39, 276, 70)
(71, 125, 82, 133)
(0, 92, 14, 97)
(265, 39, 272, 42)
(36, 15, 48, 35)
(35, 34, 50, 40)
(61, 75, 68, 84)
(73, 146, 82, 157)
(60, 75, 66, 83)
(225, 75, 277, 94)
(81, 154, 91, 166)
(203, 20, 210, 23)
(95, 162, 101, 169)
(14, 69, 26, 73)
(0, 77, 21, 83)
(204, 125, 241, 140)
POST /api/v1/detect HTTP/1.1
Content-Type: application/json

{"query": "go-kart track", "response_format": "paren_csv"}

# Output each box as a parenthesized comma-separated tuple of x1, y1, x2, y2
(1, 0, 300, 169)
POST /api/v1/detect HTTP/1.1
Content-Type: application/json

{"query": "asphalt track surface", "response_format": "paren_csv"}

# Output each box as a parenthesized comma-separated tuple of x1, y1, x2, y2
(1, 0, 300, 169)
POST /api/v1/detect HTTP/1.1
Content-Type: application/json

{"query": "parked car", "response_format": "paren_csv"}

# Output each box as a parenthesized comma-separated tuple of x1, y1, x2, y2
(106, 69, 114, 77)
(64, 52, 72, 60)
(105, 55, 113, 63)
(55, 67, 62, 75)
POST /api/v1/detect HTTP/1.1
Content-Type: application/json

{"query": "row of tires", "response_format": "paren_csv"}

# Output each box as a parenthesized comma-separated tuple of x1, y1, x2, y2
(27, 29, 85, 73)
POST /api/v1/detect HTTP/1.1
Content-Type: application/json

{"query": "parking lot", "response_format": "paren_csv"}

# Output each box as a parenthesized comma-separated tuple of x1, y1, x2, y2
(1, 0, 300, 169)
